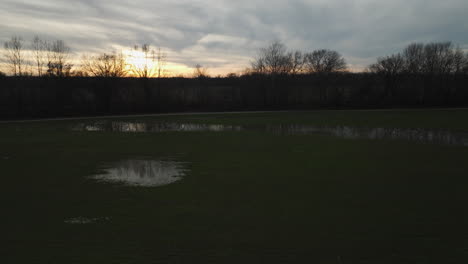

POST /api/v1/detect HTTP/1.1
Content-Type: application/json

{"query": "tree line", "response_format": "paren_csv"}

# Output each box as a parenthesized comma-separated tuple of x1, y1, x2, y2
(2, 36, 169, 78)
(247, 40, 468, 76)
(80, 45, 168, 78)
(368, 42, 468, 75)
(2, 36, 468, 78)
(250, 41, 347, 75)
(3, 36, 72, 77)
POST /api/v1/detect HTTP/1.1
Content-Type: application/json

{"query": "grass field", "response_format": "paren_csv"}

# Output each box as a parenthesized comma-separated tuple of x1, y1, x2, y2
(2, 109, 468, 263)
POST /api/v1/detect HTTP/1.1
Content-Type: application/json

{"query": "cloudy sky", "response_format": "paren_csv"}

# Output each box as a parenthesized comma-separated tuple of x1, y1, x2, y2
(1, 0, 468, 75)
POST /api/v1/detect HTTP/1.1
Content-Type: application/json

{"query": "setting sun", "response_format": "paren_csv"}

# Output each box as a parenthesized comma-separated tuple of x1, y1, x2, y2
(2, 0, 468, 263)
(120, 48, 194, 77)
(123, 49, 156, 77)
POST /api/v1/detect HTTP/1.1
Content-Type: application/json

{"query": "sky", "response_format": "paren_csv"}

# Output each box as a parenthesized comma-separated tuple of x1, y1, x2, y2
(1, 0, 468, 75)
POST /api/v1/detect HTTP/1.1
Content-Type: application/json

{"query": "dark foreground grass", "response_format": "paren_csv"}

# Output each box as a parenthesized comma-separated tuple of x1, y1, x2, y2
(2, 109, 468, 263)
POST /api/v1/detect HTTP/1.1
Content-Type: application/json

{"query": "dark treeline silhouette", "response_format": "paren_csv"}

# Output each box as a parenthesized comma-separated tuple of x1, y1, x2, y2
(369, 42, 468, 75)
(1, 38, 468, 119)
(250, 41, 347, 75)
(1, 73, 468, 119)
(365, 42, 468, 103)
(3, 36, 73, 77)
(2, 35, 169, 78)
(81, 53, 127, 78)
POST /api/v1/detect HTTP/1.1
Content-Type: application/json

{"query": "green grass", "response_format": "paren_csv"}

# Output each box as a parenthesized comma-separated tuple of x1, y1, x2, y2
(2, 109, 468, 263)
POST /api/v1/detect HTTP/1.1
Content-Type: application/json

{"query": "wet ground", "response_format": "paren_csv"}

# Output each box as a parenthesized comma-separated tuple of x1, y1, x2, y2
(2, 109, 468, 263)
(73, 120, 468, 147)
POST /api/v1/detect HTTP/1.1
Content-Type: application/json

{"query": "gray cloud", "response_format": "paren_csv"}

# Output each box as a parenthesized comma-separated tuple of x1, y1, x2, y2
(1, 0, 468, 73)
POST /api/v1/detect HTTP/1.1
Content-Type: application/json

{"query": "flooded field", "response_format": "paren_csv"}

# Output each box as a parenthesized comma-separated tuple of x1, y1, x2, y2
(73, 120, 468, 147)
(92, 159, 188, 187)
(2, 109, 468, 263)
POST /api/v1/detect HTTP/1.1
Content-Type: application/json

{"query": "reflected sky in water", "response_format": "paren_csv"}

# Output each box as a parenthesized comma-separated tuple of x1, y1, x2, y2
(92, 160, 188, 187)
(73, 121, 468, 147)
(265, 125, 468, 147)
(73, 122, 243, 133)
(64, 217, 110, 225)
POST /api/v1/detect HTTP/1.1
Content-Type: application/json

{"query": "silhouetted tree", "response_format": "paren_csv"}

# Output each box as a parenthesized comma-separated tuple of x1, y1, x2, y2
(46, 40, 72, 77)
(155, 47, 168, 78)
(288, 50, 305, 74)
(0, 71, 6, 77)
(378, 42, 467, 75)
(193, 64, 209, 78)
(451, 46, 466, 74)
(304, 49, 347, 73)
(251, 41, 292, 75)
(422, 42, 454, 74)
(369, 54, 406, 76)
(403, 43, 425, 74)
(82, 53, 127, 77)
(131, 44, 156, 78)
(463, 52, 468, 73)
(226, 72, 238, 78)
(31, 36, 47, 76)
(3, 36, 24, 76)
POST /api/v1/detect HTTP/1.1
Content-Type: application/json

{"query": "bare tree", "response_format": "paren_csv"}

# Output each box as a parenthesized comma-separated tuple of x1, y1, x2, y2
(368, 54, 406, 76)
(451, 46, 466, 74)
(392, 42, 467, 74)
(252, 42, 351, 75)
(3, 36, 24, 76)
(422, 42, 454, 74)
(463, 52, 468, 74)
(130, 44, 156, 78)
(403, 43, 425, 74)
(193, 64, 208, 78)
(289, 50, 305, 74)
(155, 47, 168, 78)
(31, 36, 47, 76)
(251, 41, 291, 75)
(82, 52, 127, 77)
(226, 72, 238, 78)
(251, 55, 266, 74)
(304, 49, 347, 73)
(46, 40, 72, 77)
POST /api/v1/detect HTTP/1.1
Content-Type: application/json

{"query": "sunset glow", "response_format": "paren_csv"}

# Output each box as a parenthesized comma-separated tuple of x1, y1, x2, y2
(123, 49, 156, 76)
(1, 0, 468, 76)
(2, 1, 468, 263)
(119, 49, 196, 77)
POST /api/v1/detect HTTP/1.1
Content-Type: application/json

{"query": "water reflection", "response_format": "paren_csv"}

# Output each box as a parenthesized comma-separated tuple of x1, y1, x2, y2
(92, 160, 188, 187)
(266, 125, 468, 146)
(64, 217, 110, 225)
(73, 121, 468, 147)
(73, 122, 243, 133)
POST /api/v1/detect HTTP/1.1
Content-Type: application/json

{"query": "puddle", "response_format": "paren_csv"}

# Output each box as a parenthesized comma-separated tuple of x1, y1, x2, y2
(265, 125, 468, 147)
(72, 121, 468, 147)
(64, 217, 110, 225)
(72, 122, 242, 133)
(91, 160, 188, 187)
